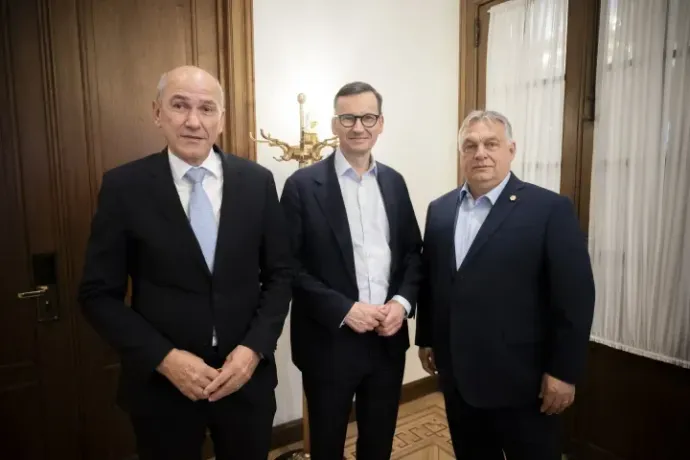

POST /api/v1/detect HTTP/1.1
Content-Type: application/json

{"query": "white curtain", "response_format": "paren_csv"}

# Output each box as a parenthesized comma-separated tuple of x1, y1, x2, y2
(589, 0, 690, 367)
(486, 0, 568, 193)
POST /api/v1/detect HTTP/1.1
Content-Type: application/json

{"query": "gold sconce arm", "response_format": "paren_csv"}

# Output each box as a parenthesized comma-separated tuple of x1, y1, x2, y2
(250, 93, 338, 168)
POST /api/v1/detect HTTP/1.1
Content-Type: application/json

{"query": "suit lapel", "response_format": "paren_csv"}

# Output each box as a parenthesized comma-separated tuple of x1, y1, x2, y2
(314, 155, 357, 288)
(147, 148, 210, 275)
(376, 165, 399, 273)
(211, 146, 242, 279)
(459, 174, 524, 270)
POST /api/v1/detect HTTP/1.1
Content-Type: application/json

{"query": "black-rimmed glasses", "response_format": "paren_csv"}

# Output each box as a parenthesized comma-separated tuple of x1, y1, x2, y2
(336, 113, 380, 128)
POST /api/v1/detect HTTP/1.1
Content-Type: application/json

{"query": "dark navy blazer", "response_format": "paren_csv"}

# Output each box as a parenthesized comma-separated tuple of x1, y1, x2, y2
(416, 173, 595, 408)
(280, 153, 423, 379)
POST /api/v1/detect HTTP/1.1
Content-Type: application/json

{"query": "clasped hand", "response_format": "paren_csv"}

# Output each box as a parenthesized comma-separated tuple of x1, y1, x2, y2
(344, 300, 405, 336)
(157, 345, 259, 402)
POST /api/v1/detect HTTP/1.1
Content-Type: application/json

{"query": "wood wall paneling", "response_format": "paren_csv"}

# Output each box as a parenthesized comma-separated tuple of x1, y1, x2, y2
(570, 344, 690, 460)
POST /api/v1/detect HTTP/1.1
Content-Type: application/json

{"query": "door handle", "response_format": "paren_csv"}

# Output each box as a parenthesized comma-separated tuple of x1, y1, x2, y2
(17, 285, 49, 299)
(19, 253, 60, 322)
(16, 283, 58, 322)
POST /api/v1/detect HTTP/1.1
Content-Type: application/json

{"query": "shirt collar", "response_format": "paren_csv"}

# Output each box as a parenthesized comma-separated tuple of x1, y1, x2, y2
(460, 171, 512, 205)
(168, 148, 222, 182)
(334, 148, 378, 178)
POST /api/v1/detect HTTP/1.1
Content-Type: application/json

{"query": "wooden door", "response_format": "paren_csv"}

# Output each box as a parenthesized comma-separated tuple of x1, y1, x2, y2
(0, 1, 80, 458)
(0, 0, 254, 458)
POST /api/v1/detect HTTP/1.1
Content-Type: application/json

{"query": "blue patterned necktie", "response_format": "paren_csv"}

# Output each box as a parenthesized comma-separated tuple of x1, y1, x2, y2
(184, 167, 217, 271)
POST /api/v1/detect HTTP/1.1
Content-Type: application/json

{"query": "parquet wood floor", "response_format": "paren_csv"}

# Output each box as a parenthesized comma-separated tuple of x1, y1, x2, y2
(270, 393, 455, 459)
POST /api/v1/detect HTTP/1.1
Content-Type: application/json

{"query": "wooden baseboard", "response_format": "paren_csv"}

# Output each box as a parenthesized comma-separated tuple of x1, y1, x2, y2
(400, 374, 440, 404)
(270, 374, 439, 450)
(271, 417, 304, 450)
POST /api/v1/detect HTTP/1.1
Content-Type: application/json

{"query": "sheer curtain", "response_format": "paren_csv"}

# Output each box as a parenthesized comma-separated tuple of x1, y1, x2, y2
(486, 0, 568, 192)
(589, 0, 690, 367)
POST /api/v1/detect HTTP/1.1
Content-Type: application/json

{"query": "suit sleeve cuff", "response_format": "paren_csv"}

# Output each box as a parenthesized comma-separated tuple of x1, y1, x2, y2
(339, 301, 355, 328)
(392, 295, 411, 317)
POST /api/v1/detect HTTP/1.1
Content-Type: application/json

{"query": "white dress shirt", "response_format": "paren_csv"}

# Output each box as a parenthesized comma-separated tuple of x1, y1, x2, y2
(454, 172, 511, 269)
(168, 149, 223, 345)
(334, 150, 412, 317)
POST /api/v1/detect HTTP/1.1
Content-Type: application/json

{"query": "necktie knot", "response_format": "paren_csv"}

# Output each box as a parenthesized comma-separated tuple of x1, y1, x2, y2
(185, 167, 208, 185)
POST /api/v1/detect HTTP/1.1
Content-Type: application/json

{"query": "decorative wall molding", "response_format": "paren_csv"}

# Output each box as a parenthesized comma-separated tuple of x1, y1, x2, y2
(217, 0, 256, 161)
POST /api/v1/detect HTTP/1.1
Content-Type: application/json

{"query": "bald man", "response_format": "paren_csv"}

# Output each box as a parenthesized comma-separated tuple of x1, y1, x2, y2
(78, 66, 293, 460)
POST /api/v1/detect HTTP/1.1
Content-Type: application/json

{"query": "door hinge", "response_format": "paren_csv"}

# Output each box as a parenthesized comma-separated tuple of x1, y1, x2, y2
(474, 17, 480, 48)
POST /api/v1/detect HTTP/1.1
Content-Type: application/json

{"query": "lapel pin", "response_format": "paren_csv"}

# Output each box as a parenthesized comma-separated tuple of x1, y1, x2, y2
(510, 195, 517, 201)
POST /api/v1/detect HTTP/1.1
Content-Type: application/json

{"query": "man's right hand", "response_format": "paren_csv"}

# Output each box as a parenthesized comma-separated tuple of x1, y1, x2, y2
(418, 347, 437, 375)
(156, 349, 220, 401)
(344, 302, 388, 333)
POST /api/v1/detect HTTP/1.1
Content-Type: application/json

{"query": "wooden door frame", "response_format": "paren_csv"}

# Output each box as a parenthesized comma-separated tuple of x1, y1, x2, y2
(218, 0, 257, 162)
(458, 0, 497, 185)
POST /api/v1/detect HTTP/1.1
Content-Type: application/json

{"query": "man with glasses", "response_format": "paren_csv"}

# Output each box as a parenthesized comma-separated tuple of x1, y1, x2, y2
(280, 81, 423, 459)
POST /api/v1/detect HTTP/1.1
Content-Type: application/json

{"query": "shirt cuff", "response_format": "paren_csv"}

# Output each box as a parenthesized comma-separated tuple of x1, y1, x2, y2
(391, 295, 411, 317)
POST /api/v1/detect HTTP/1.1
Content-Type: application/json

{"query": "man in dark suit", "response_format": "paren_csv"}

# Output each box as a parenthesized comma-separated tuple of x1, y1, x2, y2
(78, 65, 292, 460)
(280, 81, 423, 459)
(416, 110, 595, 460)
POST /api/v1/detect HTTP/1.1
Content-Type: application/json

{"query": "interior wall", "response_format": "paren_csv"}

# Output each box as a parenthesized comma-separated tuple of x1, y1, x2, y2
(253, 0, 460, 425)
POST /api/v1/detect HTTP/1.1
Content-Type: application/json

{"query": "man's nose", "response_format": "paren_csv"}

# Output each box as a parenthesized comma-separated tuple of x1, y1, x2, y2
(474, 144, 488, 159)
(185, 110, 201, 128)
(351, 118, 365, 132)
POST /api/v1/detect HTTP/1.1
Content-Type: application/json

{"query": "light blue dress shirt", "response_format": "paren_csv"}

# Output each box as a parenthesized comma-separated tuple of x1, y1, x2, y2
(454, 172, 512, 269)
(333, 150, 412, 316)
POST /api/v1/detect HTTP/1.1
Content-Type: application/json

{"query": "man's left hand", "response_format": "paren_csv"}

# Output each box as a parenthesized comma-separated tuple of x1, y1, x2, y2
(539, 373, 575, 415)
(204, 345, 260, 402)
(375, 300, 406, 337)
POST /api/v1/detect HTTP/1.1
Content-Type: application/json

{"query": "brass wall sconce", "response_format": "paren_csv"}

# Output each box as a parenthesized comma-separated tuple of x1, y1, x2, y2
(250, 93, 338, 169)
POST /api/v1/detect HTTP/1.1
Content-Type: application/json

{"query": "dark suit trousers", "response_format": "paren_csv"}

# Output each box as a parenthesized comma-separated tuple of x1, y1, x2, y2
(440, 373, 561, 460)
(129, 350, 276, 460)
(303, 339, 406, 460)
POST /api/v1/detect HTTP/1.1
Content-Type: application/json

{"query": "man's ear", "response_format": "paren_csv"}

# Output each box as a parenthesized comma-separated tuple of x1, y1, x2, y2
(509, 140, 517, 159)
(218, 110, 226, 136)
(152, 100, 161, 127)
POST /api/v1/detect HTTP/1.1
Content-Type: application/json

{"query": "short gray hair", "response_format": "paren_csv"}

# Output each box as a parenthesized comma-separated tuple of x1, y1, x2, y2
(458, 110, 513, 142)
(156, 71, 225, 108)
